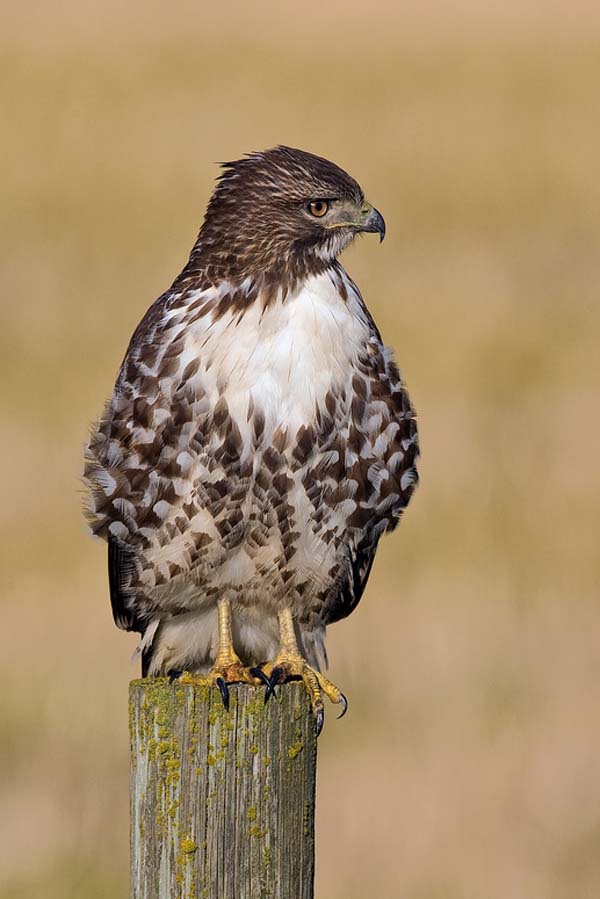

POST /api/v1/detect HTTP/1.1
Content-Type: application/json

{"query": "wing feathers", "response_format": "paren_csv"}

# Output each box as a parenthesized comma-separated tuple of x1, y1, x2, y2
(108, 538, 138, 631)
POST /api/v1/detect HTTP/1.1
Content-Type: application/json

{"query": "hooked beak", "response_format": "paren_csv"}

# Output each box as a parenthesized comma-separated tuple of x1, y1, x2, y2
(324, 201, 386, 243)
(359, 203, 386, 243)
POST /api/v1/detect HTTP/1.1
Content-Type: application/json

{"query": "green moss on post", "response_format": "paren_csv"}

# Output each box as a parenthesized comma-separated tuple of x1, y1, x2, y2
(129, 679, 317, 899)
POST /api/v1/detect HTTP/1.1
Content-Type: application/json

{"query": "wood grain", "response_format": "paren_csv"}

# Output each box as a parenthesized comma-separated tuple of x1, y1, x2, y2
(129, 679, 317, 899)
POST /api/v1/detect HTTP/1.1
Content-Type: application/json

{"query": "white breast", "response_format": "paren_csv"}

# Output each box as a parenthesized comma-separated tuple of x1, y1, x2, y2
(173, 270, 370, 439)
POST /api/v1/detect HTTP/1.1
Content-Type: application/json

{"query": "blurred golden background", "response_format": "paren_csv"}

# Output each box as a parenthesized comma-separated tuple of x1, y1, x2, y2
(2, 2, 600, 897)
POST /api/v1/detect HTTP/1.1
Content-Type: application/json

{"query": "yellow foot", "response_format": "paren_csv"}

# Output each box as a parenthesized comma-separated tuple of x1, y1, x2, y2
(178, 659, 261, 710)
(259, 656, 348, 736)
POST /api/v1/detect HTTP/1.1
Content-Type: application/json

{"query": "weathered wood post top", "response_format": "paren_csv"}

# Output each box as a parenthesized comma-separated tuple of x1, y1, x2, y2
(130, 679, 317, 899)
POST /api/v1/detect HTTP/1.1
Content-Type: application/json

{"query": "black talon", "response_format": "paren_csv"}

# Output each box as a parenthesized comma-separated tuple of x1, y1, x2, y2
(264, 680, 278, 704)
(250, 667, 277, 703)
(315, 708, 324, 737)
(168, 669, 183, 684)
(270, 666, 284, 685)
(337, 693, 348, 719)
(216, 677, 230, 710)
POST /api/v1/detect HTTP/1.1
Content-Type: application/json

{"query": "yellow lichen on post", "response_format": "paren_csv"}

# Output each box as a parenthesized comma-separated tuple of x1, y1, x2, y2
(129, 679, 317, 899)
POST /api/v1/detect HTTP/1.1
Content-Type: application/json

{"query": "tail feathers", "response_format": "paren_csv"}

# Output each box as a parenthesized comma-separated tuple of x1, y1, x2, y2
(132, 619, 161, 676)
(141, 607, 218, 677)
(298, 626, 328, 672)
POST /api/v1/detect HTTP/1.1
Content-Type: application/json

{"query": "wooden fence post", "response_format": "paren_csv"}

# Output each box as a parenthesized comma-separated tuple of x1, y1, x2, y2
(129, 678, 317, 899)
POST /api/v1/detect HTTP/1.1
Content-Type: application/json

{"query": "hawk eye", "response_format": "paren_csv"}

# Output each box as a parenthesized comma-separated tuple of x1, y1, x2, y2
(308, 200, 329, 218)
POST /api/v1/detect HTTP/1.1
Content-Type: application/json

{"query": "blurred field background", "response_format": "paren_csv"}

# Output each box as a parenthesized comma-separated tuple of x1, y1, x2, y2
(2, 1, 600, 897)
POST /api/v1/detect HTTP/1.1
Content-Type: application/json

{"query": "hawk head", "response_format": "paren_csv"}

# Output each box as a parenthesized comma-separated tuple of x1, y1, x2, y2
(190, 146, 385, 288)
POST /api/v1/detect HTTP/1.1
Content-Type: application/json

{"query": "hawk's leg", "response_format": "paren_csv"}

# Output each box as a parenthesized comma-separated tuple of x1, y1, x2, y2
(260, 607, 348, 735)
(179, 598, 259, 709)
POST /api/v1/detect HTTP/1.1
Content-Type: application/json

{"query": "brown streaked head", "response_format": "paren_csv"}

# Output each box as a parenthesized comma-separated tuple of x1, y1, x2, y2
(185, 146, 385, 289)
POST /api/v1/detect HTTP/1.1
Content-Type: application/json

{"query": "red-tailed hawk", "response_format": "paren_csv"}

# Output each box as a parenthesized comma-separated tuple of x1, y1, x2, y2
(84, 147, 418, 733)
